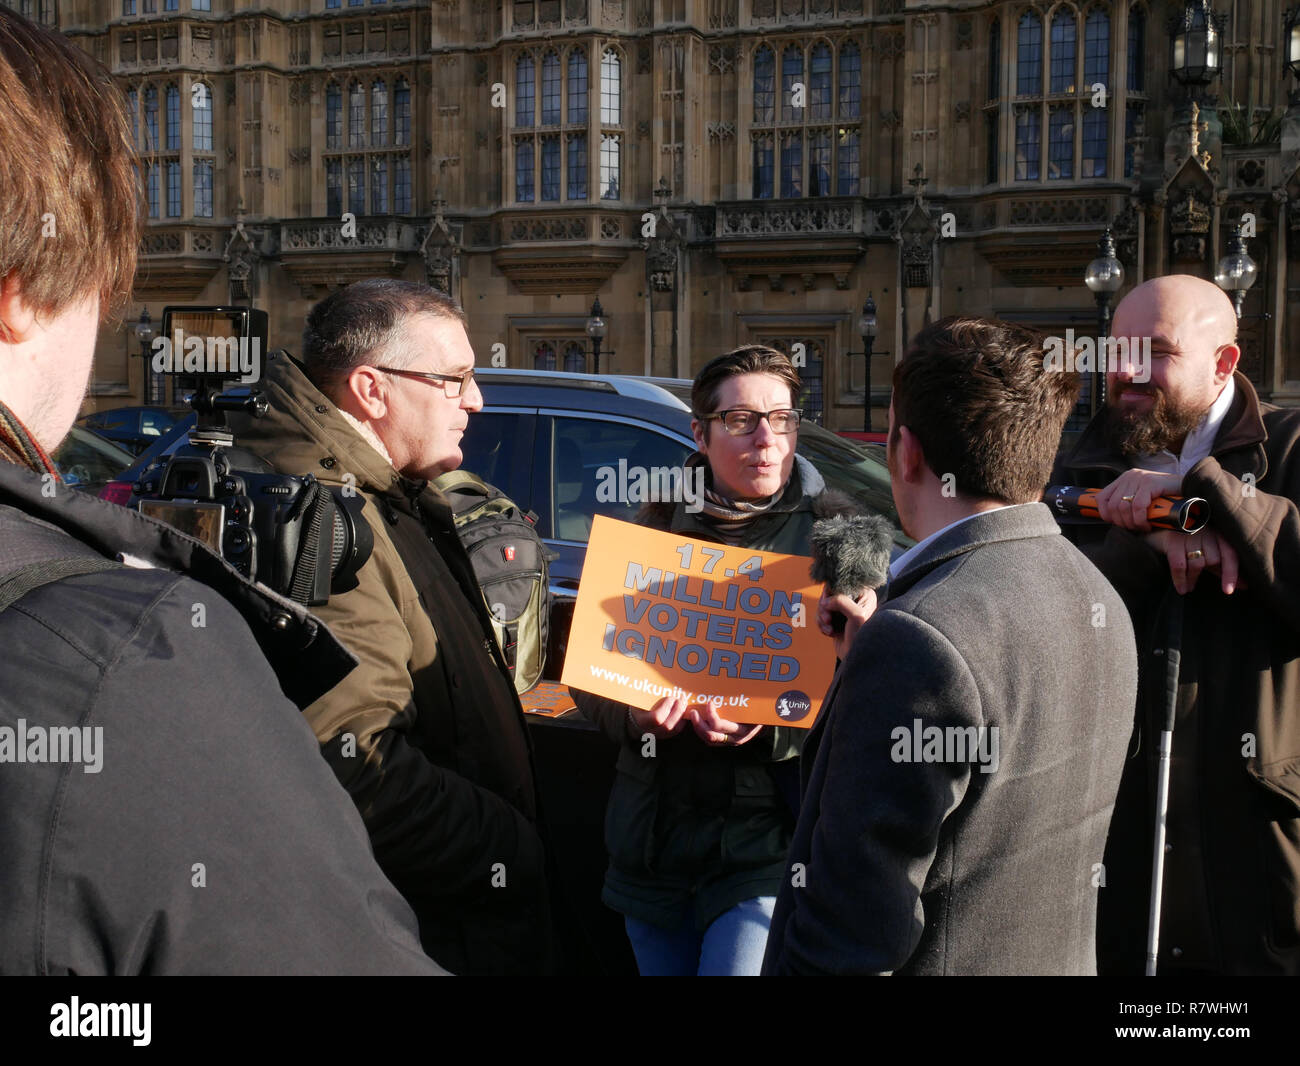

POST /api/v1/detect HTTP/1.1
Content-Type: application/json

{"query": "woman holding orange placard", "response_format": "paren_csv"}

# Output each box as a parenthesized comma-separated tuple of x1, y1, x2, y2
(571, 345, 860, 976)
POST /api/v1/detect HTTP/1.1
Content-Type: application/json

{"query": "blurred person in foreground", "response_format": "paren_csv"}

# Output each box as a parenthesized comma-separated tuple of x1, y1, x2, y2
(763, 317, 1137, 975)
(1055, 274, 1300, 975)
(0, 7, 440, 974)
(571, 346, 860, 975)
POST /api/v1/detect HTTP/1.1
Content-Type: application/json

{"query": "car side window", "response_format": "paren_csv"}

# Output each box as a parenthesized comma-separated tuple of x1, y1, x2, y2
(550, 417, 691, 543)
(459, 411, 535, 505)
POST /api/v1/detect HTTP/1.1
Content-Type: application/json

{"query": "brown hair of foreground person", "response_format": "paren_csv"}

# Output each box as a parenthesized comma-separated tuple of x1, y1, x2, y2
(0, 7, 140, 335)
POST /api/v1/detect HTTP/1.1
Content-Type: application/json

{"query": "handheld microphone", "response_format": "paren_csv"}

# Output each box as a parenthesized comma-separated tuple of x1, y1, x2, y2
(1044, 485, 1209, 534)
(808, 514, 895, 634)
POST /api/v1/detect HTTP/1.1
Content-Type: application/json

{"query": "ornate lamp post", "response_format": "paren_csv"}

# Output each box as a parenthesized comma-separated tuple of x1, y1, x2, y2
(1214, 222, 1258, 318)
(857, 296, 879, 433)
(585, 298, 607, 375)
(1168, 0, 1225, 88)
(1287, 7, 1300, 84)
(136, 307, 160, 405)
(1084, 229, 1124, 415)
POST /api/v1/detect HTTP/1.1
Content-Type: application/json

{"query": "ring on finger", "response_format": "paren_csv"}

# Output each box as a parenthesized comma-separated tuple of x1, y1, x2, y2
(1186, 549, 1204, 560)
(1122, 495, 1135, 502)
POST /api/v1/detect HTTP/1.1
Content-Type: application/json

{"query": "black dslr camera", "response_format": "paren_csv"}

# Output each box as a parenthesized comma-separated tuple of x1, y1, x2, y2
(131, 306, 372, 606)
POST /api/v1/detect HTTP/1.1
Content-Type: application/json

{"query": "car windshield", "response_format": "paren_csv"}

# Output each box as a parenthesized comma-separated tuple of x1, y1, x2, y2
(53, 427, 135, 491)
(796, 422, 913, 549)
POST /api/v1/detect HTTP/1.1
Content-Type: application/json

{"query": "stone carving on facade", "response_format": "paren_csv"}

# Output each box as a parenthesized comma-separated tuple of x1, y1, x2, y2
(717, 202, 855, 236)
(954, 102, 970, 123)
(644, 180, 685, 293)
(419, 193, 461, 298)
(1166, 99, 1218, 183)
(707, 0, 737, 28)
(1236, 157, 1267, 188)
(708, 45, 735, 73)
(896, 165, 938, 289)
(635, 0, 653, 28)
(1169, 185, 1213, 263)
(1189, 101, 1214, 173)
(1111, 196, 1142, 267)
(509, 217, 589, 241)
(223, 213, 265, 304)
(192, 29, 214, 62)
(603, 0, 626, 24)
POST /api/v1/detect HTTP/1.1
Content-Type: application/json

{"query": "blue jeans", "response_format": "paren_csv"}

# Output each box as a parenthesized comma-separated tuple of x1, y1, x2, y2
(624, 896, 776, 976)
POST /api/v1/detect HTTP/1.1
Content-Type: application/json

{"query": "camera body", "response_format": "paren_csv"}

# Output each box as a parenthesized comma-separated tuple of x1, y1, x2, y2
(131, 306, 372, 606)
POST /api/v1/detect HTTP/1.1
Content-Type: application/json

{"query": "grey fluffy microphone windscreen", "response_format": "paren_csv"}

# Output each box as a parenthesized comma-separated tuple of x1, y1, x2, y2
(808, 513, 895, 634)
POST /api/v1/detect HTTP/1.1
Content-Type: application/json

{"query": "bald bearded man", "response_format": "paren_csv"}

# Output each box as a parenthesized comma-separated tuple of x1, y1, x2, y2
(1053, 274, 1300, 975)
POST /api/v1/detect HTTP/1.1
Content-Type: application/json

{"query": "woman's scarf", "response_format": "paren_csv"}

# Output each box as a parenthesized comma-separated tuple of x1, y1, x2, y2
(688, 451, 790, 546)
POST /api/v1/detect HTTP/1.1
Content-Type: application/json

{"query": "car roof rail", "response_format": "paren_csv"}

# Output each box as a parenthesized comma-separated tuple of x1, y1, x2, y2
(476, 368, 690, 411)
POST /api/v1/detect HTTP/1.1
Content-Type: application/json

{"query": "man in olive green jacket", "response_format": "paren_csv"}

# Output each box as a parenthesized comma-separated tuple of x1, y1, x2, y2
(230, 281, 550, 975)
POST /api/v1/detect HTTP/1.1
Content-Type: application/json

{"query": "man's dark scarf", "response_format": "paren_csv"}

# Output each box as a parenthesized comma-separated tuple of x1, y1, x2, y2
(0, 399, 59, 477)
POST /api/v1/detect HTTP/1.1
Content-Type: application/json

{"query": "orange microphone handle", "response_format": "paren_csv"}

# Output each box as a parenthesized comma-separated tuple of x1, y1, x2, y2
(1043, 486, 1209, 535)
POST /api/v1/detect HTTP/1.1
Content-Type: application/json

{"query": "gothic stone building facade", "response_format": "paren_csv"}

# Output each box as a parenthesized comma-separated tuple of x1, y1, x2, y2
(14, 0, 1300, 429)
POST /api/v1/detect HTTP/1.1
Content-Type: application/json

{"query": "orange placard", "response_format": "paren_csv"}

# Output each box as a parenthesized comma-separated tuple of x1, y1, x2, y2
(560, 516, 835, 728)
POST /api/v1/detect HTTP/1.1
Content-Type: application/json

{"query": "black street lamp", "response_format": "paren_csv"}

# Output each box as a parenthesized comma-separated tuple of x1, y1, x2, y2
(1084, 229, 1124, 416)
(585, 297, 607, 375)
(846, 294, 889, 433)
(1214, 222, 1258, 318)
(135, 307, 161, 405)
(1168, 0, 1226, 87)
(1285, 7, 1300, 101)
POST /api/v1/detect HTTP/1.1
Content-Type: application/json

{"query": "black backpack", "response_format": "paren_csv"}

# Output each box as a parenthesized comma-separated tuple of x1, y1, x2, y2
(433, 469, 551, 694)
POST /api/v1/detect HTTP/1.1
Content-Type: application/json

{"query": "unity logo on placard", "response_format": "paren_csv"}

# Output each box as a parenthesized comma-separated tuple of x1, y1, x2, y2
(775, 690, 811, 722)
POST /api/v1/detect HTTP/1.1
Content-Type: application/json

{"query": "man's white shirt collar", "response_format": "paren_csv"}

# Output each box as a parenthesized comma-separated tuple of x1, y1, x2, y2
(888, 502, 1028, 584)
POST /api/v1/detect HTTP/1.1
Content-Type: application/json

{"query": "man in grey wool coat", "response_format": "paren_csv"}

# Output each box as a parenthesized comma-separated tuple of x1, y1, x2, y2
(762, 316, 1138, 976)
